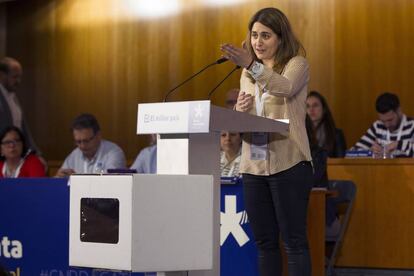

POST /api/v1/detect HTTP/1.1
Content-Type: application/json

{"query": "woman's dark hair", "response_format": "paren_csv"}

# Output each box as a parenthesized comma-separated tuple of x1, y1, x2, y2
(245, 7, 305, 76)
(0, 126, 29, 160)
(307, 91, 337, 153)
(306, 114, 317, 147)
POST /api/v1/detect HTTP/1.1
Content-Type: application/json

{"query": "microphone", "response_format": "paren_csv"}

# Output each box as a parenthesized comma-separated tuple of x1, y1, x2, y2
(215, 57, 228, 64)
(163, 57, 228, 102)
(207, 65, 241, 100)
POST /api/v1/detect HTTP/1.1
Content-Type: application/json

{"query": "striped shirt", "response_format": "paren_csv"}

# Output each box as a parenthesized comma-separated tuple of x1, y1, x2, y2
(220, 150, 241, 177)
(354, 114, 414, 157)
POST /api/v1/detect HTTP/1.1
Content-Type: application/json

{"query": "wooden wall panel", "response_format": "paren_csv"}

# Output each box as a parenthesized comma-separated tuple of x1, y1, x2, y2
(7, 0, 414, 162)
(5, 0, 336, 161)
(0, 4, 5, 57)
(333, 0, 414, 147)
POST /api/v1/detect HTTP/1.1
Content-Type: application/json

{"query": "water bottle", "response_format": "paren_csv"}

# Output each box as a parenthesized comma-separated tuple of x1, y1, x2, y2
(94, 162, 105, 174)
(373, 135, 389, 159)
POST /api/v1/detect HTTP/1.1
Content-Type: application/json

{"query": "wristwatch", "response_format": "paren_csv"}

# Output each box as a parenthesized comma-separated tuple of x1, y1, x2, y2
(249, 61, 264, 79)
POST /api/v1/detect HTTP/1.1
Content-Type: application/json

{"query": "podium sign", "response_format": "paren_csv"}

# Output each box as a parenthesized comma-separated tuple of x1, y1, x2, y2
(137, 101, 211, 134)
(137, 100, 289, 135)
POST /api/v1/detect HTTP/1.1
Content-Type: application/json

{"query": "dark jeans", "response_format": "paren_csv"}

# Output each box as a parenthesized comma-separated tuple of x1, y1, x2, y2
(243, 161, 313, 276)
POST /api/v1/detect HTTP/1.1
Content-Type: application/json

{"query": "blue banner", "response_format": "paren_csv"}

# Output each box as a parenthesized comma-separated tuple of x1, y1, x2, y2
(0, 178, 258, 276)
(220, 183, 258, 276)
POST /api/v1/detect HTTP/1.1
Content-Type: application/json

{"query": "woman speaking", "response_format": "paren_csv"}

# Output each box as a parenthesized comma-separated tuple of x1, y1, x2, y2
(221, 7, 313, 276)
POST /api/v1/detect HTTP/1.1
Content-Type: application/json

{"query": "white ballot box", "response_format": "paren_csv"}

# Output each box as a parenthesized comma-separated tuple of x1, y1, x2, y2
(69, 174, 214, 272)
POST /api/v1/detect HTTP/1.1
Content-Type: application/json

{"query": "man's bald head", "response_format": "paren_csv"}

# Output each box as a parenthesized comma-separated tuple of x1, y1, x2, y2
(0, 57, 23, 92)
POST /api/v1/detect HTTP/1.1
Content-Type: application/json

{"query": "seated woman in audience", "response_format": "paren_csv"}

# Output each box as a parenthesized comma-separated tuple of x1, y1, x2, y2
(306, 91, 347, 157)
(306, 115, 328, 187)
(0, 126, 46, 178)
(220, 131, 241, 177)
(306, 115, 340, 238)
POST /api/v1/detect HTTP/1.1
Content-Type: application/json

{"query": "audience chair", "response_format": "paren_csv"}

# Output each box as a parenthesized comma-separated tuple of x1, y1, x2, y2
(325, 180, 357, 276)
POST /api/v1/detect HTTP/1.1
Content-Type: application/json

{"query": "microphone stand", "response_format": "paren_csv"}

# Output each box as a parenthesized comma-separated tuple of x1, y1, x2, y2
(207, 65, 241, 100)
(163, 58, 228, 102)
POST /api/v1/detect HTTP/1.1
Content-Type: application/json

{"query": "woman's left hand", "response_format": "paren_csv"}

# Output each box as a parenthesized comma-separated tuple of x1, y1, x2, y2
(235, 91, 254, 112)
(220, 43, 253, 69)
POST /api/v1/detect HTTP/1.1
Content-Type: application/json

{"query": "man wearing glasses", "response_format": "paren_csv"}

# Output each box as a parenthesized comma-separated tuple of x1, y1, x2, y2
(55, 113, 126, 177)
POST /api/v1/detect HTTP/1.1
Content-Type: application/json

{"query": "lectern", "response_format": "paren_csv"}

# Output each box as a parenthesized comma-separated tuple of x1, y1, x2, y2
(69, 100, 288, 276)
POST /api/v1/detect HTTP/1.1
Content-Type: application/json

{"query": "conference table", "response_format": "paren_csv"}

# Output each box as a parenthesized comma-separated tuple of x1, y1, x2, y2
(328, 158, 414, 269)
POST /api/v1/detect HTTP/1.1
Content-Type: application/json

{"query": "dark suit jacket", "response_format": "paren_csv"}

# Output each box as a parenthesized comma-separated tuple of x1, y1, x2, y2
(0, 86, 13, 129)
(0, 87, 40, 153)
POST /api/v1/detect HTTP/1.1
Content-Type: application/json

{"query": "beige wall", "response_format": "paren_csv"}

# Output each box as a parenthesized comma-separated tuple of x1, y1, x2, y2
(4, 0, 414, 161)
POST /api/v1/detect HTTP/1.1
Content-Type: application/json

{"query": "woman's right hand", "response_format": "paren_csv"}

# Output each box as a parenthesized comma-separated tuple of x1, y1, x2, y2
(235, 91, 254, 112)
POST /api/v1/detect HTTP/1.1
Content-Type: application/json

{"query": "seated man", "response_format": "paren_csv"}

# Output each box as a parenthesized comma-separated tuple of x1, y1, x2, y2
(130, 134, 157, 174)
(56, 113, 126, 176)
(220, 131, 241, 177)
(354, 92, 414, 157)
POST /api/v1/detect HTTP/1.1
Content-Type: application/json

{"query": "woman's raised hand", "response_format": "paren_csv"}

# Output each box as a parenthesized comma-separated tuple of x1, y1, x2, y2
(220, 43, 253, 69)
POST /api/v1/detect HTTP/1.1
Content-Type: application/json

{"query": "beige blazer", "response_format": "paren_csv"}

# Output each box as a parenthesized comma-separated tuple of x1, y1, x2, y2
(239, 56, 312, 175)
